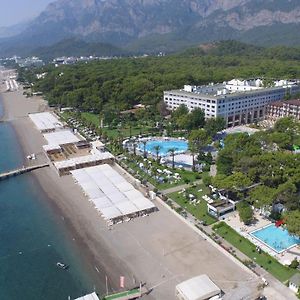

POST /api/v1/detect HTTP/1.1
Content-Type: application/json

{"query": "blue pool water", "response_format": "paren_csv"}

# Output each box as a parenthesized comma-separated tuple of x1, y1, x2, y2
(251, 224, 300, 253)
(139, 139, 188, 156)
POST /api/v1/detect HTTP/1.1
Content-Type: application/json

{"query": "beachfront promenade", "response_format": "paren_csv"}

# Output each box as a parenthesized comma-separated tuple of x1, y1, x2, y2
(0, 163, 49, 181)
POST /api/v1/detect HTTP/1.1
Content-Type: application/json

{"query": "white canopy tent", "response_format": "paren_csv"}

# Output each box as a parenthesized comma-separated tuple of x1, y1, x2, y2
(176, 275, 221, 300)
(43, 129, 80, 146)
(71, 164, 156, 223)
(29, 112, 63, 132)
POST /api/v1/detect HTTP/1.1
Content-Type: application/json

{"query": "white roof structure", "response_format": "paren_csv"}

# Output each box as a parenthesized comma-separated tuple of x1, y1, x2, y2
(54, 152, 114, 170)
(173, 154, 193, 167)
(71, 164, 156, 222)
(29, 112, 63, 132)
(91, 140, 105, 149)
(176, 275, 221, 300)
(43, 130, 80, 146)
(43, 144, 61, 152)
(74, 292, 100, 300)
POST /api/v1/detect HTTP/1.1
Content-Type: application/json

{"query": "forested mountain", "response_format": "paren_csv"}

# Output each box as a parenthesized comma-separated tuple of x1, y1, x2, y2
(31, 38, 127, 61)
(19, 41, 300, 116)
(1, 0, 300, 56)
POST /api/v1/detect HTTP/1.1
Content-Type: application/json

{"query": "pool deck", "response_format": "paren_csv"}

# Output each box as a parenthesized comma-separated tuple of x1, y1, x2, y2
(224, 212, 300, 266)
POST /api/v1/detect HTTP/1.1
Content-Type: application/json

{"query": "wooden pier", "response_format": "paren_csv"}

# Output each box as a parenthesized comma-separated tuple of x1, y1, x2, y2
(0, 163, 49, 181)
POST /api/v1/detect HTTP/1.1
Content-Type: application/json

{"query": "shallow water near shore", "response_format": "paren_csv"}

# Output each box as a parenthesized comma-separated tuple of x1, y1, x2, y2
(0, 98, 99, 299)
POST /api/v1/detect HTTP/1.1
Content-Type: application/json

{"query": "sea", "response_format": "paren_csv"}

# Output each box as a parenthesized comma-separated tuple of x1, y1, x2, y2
(0, 97, 99, 299)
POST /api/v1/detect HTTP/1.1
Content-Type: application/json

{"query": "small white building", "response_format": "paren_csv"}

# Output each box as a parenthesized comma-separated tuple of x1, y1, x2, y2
(289, 273, 300, 294)
(176, 275, 221, 300)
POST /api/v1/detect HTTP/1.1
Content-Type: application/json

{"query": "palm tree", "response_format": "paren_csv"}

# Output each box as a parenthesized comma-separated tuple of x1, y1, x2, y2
(117, 132, 124, 151)
(189, 143, 197, 172)
(142, 140, 147, 158)
(168, 148, 177, 169)
(153, 145, 161, 163)
(133, 141, 137, 156)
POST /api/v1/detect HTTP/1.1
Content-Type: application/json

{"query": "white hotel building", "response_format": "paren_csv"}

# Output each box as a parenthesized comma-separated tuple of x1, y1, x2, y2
(164, 79, 300, 127)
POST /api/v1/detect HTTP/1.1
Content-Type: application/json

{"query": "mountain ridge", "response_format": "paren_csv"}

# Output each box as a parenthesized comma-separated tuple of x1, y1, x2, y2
(0, 0, 300, 56)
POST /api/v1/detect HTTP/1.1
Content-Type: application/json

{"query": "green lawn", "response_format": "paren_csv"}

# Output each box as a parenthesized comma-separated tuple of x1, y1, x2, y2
(169, 184, 217, 225)
(81, 112, 100, 126)
(213, 222, 299, 282)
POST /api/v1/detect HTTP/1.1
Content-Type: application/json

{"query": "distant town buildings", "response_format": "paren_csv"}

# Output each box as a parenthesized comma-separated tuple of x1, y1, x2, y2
(53, 55, 119, 67)
(266, 99, 300, 121)
(15, 56, 44, 67)
(164, 79, 300, 126)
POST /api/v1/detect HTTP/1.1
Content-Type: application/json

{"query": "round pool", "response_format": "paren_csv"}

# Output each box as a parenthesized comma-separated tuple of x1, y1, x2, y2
(138, 139, 188, 156)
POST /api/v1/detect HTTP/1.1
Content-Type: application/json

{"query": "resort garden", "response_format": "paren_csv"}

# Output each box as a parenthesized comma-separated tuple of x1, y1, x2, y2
(57, 106, 225, 229)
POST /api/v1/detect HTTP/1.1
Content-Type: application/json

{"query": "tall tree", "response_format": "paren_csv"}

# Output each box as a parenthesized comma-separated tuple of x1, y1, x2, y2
(248, 185, 276, 209)
(285, 210, 300, 236)
(188, 143, 198, 172)
(186, 108, 205, 130)
(236, 201, 254, 225)
(142, 140, 147, 158)
(204, 117, 226, 137)
(153, 145, 161, 163)
(168, 148, 177, 169)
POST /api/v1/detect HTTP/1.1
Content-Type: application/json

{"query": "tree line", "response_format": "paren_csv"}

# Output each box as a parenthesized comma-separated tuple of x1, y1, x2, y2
(18, 41, 300, 118)
(212, 117, 300, 235)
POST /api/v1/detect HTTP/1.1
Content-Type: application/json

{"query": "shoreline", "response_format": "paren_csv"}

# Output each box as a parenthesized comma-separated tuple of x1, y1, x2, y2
(0, 91, 129, 295)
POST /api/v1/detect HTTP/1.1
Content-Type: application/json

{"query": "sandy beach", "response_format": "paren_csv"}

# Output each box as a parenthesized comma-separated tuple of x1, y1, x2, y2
(2, 83, 295, 300)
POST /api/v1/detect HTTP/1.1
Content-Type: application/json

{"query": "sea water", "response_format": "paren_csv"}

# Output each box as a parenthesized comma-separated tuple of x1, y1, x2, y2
(0, 98, 99, 299)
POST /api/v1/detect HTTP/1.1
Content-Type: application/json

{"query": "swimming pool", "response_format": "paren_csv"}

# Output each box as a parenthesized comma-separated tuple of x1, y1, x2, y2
(251, 224, 300, 253)
(138, 139, 188, 156)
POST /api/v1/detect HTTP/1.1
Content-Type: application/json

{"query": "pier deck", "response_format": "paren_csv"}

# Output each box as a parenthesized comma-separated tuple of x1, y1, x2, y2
(0, 163, 49, 180)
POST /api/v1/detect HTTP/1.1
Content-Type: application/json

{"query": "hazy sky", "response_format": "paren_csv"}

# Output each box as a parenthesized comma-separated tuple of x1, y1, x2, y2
(0, 0, 53, 27)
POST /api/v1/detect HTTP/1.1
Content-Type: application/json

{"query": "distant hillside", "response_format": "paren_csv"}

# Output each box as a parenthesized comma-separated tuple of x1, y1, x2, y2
(0, 21, 30, 39)
(31, 38, 127, 60)
(0, 0, 300, 56)
(180, 41, 300, 60)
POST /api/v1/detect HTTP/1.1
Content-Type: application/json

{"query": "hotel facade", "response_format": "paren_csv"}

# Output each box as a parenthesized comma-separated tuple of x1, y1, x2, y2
(164, 79, 300, 126)
(266, 99, 300, 121)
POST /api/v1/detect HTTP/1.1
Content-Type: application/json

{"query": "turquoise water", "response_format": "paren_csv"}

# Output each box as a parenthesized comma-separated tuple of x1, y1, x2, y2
(0, 99, 100, 299)
(251, 224, 300, 253)
(139, 139, 188, 156)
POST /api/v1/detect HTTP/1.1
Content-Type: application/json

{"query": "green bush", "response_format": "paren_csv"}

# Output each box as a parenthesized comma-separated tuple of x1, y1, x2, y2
(202, 173, 212, 186)
(290, 259, 299, 269)
(184, 178, 191, 184)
